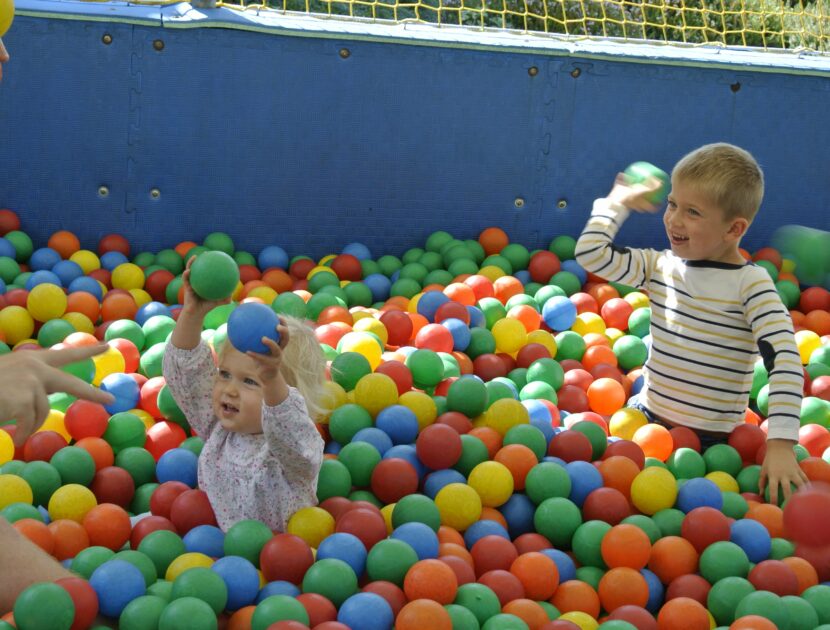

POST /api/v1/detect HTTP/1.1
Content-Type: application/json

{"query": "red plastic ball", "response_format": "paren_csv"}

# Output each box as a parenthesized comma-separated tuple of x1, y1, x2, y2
(90, 466, 136, 509)
(783, 482, 830, 547)
(582, 487, 631, 525)
(370, 458, 419, 504)
(680, 507, 731, 554)
(556, 385, 590, 414)
(23, 431, 68, 462)
(374, 361, 413, 396)
(470, 535, 519, 578)
(144, 421, 187, 461)
(547, 430, 593, 462)
(56, 576, 99, 630)
(260, 533, 314, 584)
(473, 353, 508, 381)
(416, 423, 463, 470)
(97, 233, 130, 256)
(516, 343, 552, 369)
(149, 480, 191, 519)
(169, 489, 218, 534)
(64, 400, 110, 441)
(664, 574, 710, 606)
(331, 254, 363, 281)
(336, 507, 388, 551)
(379, 310, 413, 347)
(747, 559, 800, 596)
(361, 581, 407, 618)
(130, 515, 177, 549)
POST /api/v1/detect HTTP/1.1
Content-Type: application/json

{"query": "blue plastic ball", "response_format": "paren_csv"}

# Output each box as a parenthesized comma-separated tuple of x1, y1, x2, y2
(352, 427, 393, 456)
(542, 295, 577, 331)
(100, 251, 130, 271)
(730, 518, 772, 563)
(258, 245, 289, 271)
(416, 291, 450, 322)
(514, 270, 531, 285)
(342, 243, 372, 261)
(135, 302, 172, 326)
(498, 493, 536, 538)
(641, 568, 665, 613)
(363, 274, 392, 303)
(441, 318, 471, 352)
(391, 522, 439, 560)
(89, 559, 147, 617)
(68, 275, 104, 300)
(52, 260, 85, 287)
(183, 525, 226, 558)
(29, 247, 62, 272)
(676, 477, 723, 513)
(463, 519, 510, 549)
(423, 469, 467, 499)
(383, 444, 428, 479)
(0, 238, 15, 258)
(100, 372, 141, 414)
(467, 305, 485, 328)
(25, 269, 63, 290)
(566, 460, 604, 507)
(561, 259, 587, 285)
(156, 448, 199, 488)
(375, 405, 419, 446)
(227, 303, 280, 354)
(337, 592, 393, 630)
(541, 549, 576, 582)
(255, 580, 301, 604)
(317, 532, 368, 576)
(211, 555, 260, 611)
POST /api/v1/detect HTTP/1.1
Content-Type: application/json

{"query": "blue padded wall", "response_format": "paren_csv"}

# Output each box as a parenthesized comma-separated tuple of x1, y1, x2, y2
(1, 7, 829, 260)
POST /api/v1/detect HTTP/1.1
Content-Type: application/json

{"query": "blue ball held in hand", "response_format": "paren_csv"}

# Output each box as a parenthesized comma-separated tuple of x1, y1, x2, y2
(227, 302, 280, 354)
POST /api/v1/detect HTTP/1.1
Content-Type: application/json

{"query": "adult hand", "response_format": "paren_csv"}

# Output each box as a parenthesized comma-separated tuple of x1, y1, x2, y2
(0, 345, 115, 446)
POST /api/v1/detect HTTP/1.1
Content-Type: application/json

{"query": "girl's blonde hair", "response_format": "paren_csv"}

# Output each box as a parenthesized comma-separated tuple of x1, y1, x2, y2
(278, 315, 327, 421)
(216, 314, 327, 420)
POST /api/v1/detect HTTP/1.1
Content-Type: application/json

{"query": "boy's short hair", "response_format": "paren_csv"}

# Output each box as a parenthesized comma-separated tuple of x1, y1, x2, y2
(672, 143, 764, 221)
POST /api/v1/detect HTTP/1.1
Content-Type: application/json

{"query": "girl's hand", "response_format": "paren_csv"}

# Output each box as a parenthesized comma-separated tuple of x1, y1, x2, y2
(607, 173, 664, 213)
(247, 318, 290, 386)
(759, 438, 809, 505)
(181, 255, 232, 315)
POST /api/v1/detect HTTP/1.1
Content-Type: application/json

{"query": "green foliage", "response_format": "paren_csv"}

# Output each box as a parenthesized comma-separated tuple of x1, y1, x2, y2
(255, 0, 829, 53)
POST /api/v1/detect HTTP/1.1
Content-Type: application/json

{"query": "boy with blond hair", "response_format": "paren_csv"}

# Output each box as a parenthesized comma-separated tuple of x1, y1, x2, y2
(575, 143, 807, 504)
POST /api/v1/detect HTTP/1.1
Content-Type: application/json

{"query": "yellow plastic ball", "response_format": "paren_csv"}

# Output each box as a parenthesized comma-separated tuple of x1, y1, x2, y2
(0, 430, 14, 466)
(0, 474, 33, 509)
(350, 310, 375, 324)
(319, 381, 348, 420)
(492, 318, 527, 354)
(27, 284, 68, 322)
(624, 292, 650, 310)
(61, 312, 95, 335)
(380, 503, 395, 536)
(478, 265, 506, 282)
(467, 461, 514, 508)
(165, 552, 213, 581)
(526, 329, 557, 357)
(0, 305, 35, 345)
(484, 398, 529, 436)
(318, 255, 337, 266)
(231, 281, 244, 302)
(37, 409, 70, 442)
(0, 0, 14, 38)
(353, 373, 398, 418)
(434, 482, 482, 531)
(398, 391, 437, 431)
(353, 317, 388, 346)
(307, 266, 337, 281)
(129, 408, 156, 430)
(781, 258, 796, 274)
(571, 312, 607, 337)
(705, 471, 740, 494)
(630, 466, 678, 516)
(608, 407, 648, 441)
(795, 329, 821, 365)
(48, 483, 97, 522)
(558, 611, 598, 630)
(247, 286, 278, 304)
(111, 263, 145, 291)
(92, 345, 126, 386)
(338, 332, 382, 371)
(287, 506, 335, 549)
(128, 289, 153, 308)
(407, 293, 422, 314)
(69, 250, 101, 274)
(605, 328, 625, 344)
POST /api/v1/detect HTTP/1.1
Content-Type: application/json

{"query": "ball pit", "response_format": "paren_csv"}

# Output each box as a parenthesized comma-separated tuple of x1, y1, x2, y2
(1, 217, 830, 628)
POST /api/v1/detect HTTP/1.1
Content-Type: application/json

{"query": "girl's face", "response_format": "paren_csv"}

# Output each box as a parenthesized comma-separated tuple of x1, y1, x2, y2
(212, 345, 264, 434)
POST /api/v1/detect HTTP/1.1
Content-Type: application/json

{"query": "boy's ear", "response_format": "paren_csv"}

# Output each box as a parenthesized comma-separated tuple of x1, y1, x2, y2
(727, 217, 750, 240)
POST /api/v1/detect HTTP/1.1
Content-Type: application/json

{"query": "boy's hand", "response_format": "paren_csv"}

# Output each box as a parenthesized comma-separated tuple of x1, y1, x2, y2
(248, 318, 290, 387)
(607, 173, 664, 213)
(181, 256, 232, 315)
(759, 438, 809, 505)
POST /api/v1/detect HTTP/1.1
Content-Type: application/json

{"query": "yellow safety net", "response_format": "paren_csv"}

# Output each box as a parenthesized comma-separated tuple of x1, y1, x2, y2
(216, 0, 830, 53)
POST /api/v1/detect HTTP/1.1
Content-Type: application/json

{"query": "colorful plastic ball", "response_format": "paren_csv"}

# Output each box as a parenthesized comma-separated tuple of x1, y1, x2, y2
(227, 302, 280, 354)
(698, 540, 751, 585)
(170, 566, 228, 615)
(157, 596, 217, 630)
(285, 506, 335, 549)
(542, 295, 578, 331)
(47, 483, 97, 523)
(371, 458, 419, 504)
(630, 467, 678, 516)
(676, 477, 723, 513)
(302, 558, 359, 608)
(316, 532, 368, 577)
(89, 559, 147, 618)
(156, 447, 199, 488)
(783, 482, 830, 546)
(434, 483, 482, 531)
(13, 582, 76, 630)
(170, 488, 218, 534)
(333, 592, 393, 630)
(730, 518, 772, 563)
(27, 283, 68, 322)
(91, 345, 127, 386)
(467, 461, 514, 508)
(632, 424, 673, 462)
(181, 524, 225, 558)
(189, 250, 240, 301)
(99, 372, 141, 415)
(548, 430, 593, 463)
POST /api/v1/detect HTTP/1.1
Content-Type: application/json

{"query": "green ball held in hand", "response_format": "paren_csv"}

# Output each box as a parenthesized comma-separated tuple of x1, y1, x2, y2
(189, 251, 240, 301)
(623, 161, 670, 204)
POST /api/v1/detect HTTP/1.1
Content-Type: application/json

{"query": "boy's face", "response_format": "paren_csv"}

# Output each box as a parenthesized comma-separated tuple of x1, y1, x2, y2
(663, 177, 748, 264)
(212, 345, 265, 434)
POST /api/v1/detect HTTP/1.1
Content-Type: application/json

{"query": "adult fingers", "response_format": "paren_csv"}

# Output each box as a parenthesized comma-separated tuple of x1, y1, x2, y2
(41, 366, 115, 405)
(11, 389, 40, 447)
(40, 343, 109, 368)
